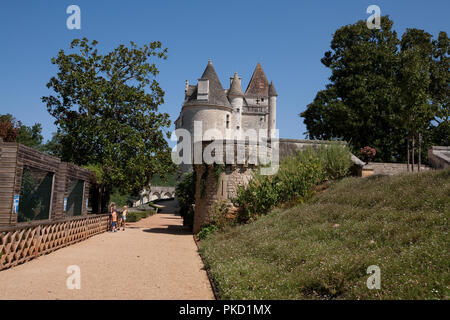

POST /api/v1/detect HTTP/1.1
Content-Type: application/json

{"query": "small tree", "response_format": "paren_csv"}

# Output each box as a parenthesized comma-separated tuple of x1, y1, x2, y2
(360, 146, 376, 165)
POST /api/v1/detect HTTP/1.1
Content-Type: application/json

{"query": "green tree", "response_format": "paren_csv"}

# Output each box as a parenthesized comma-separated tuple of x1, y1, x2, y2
(42, 38, 174, 211)
(429, 31, 450, 147)
(0, 114, 43, 149)
(301, 17, 402, 162)
(398, 29, 435, 170)
(301, 17, 448, 163)
(41, 131, 63, 157)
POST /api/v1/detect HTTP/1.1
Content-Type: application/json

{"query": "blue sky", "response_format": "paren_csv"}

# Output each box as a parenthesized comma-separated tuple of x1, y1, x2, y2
(0, 0, 448, 146)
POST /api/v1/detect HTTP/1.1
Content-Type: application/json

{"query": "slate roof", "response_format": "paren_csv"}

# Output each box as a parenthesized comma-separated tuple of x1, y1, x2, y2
(268, 81, 278, 97)
(184, 60, 231, 107)
(245, 62, 269, 98)
(227, 72, 244, 98)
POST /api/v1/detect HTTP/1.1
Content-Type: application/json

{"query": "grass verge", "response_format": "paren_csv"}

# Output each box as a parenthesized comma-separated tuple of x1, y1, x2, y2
(199, 169, 450, 299)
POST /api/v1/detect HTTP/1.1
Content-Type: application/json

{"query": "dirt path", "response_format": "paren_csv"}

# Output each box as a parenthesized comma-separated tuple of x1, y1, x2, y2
(0, 200, 214, 300)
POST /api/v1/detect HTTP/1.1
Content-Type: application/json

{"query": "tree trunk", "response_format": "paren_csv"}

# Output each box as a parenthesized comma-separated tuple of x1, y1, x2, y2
(407, 137, 410, 172)
(412, 135, 415, 172)
(97, 185, 103, 213)
(418, 133, 422, 172)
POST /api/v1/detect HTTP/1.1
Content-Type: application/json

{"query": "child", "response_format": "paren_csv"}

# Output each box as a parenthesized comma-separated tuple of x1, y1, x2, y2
(121, 206, 128, 231)
(109, 203, 116, 232)
(111, 206, 118, 232)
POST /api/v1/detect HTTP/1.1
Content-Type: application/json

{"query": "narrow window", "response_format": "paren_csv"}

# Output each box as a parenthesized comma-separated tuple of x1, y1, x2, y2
(226, 114, 230, 129)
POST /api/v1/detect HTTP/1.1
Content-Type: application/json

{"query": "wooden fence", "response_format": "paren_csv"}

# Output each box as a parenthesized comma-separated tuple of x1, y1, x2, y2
(0, 214, 109, 271)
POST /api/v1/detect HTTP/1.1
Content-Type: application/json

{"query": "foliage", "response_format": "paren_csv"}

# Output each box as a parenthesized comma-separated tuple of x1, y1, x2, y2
(233, 144, 352, 222)
(126, 209, 155, 222)
(0, 114, 43, 149)
(41, 38, 173, 195)
(208, 200, 232, 230)
(200, 169, 450, 299)
(41, 132, 64, 157)
(198, 224, 219, 241)
(109, 188, 138, 207)
(300, 16, 449, 163)
(0, 116, 18, 142)
(150, 173, 176, 187)
(175, 171, 196, 228)
(360, 146, 376, 164)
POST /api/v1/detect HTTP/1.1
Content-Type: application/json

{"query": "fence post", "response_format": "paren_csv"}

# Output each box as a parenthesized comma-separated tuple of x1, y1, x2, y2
(85, 217, 88, 240)
(34, 225, 41, 258)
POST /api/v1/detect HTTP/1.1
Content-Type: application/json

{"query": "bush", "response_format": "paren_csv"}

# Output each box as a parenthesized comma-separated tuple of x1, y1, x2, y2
(175, 171, 196, 229)
(198, 224, 219, 240)
(233, 143, 353, 222)
(126, 209, 154, 222)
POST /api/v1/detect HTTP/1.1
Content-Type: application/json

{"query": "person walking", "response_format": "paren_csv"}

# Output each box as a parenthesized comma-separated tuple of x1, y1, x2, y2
(121, 206, 128, 231)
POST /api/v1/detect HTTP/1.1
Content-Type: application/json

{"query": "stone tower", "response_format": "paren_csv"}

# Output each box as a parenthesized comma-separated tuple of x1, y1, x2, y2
(175, 60, 278, 174)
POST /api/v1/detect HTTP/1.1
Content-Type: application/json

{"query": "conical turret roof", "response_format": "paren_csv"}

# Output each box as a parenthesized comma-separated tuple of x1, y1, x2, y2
(228, 72, 244, 98)
(268, 81, 278, 97)
(184, 60, 231, 107)
(245, 62, 269, 98)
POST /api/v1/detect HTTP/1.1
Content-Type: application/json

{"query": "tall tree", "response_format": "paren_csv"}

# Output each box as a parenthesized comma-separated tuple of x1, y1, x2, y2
(42, 38, 174, 210)
(398, 29, 434, 170)
(301, 16, 403, 162)
(428, 31, 450, 147)
(301, 17, 449, 163)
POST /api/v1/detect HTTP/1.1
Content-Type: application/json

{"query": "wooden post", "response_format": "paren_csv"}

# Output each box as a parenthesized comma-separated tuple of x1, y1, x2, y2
(34, 225, 41, 258)
(84, 217, 88, 240)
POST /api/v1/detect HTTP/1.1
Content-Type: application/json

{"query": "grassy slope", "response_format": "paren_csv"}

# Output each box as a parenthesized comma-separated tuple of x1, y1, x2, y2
(200, 169, 450, 299)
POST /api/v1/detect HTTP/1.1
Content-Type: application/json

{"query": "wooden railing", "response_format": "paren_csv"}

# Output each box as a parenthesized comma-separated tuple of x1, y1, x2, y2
(0, 214, 109, 271)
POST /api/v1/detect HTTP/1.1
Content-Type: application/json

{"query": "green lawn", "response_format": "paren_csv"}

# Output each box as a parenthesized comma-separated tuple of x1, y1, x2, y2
(199, 169, 450, 299)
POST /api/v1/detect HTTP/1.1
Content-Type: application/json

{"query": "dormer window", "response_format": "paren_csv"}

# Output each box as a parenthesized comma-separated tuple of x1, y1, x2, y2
(197, 79, 209, 101)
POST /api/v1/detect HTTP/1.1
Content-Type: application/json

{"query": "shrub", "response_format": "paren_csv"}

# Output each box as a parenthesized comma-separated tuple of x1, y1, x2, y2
(208, 200, 233, 229)
(198, 224, 219, 240)
(360, 146, 376, 164)
(233, 143, 352, 222)
(175, 171, 196, 229)
(126, 209, 154, 222)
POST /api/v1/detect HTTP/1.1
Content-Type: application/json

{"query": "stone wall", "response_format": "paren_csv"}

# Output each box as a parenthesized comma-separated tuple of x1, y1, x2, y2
(192, 140, 261, 233)
(428, 146, 450, 170)
(191, 138, 367, 233)
(364, 162, 431, 176)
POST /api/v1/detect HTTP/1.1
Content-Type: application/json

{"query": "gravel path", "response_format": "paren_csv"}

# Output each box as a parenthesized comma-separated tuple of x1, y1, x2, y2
(0, 200, 214, 300)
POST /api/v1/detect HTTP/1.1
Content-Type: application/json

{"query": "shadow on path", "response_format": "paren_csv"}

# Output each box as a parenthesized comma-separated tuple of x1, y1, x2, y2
(143, 225, 191, 235)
